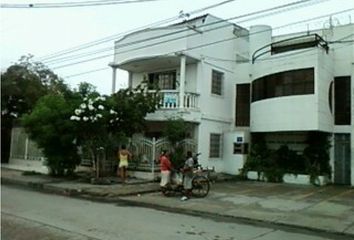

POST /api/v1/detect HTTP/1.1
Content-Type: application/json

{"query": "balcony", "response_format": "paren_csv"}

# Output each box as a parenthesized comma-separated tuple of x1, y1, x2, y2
(158, 90, 199, 110)
(145, 90, 201, 123)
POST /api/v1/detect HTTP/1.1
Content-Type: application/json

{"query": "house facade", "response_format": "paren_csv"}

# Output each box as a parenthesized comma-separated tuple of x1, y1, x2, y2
(110, 14, 354, 185)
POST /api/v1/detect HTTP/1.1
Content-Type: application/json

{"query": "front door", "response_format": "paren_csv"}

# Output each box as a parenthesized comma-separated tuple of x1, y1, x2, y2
(334, 134, 351, 185)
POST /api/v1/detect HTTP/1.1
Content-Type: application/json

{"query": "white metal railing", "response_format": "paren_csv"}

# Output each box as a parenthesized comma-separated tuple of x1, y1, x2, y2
(158, 90, 199, 109)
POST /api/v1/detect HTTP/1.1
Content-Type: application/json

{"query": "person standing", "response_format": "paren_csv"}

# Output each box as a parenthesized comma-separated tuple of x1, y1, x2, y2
(181, 151, 194, 201)
(118, 145, 132, 183)
(159, 150, 172, 188)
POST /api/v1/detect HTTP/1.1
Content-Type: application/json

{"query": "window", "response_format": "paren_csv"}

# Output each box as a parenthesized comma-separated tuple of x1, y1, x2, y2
(209, 133, 222, 158)
(211, 70, 224, 95)
(236, 84, 250, 126)
(148, 70, 176, 90)
(335, 76, 351, 125)
(252, 68, 314, 102)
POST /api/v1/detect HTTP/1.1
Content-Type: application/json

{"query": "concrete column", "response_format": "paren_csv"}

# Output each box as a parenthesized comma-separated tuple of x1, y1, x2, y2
(128, 71, 133, 90)
(179, 55, 186, 109)
(111, 67, 117, 94)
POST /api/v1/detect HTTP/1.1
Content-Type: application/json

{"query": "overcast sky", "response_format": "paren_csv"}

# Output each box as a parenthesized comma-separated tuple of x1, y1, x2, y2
(1, 0, 353, 95)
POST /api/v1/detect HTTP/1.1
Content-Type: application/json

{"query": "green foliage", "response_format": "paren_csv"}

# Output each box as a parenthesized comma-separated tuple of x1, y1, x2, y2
(243, 132, 331, 184)
(163, 117, 191, 168)
(163, 117, 190, 144)
(303, 132, 332, 185)
(1, 55, 69, 163)
(108, 85, 160, 137)
(22, 94, 80, 176)
(69, 84, 160, 177)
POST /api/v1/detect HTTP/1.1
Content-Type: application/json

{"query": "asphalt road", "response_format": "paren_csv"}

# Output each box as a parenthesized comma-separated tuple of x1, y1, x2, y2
(1, 185, 350, 240)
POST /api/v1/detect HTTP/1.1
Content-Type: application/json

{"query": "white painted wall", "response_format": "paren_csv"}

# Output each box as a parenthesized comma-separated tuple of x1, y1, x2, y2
(114, 27, 188, 64)
(197, 119, 229, 172)
(223, 131, 249, 175)
(316, 49, 334, 132)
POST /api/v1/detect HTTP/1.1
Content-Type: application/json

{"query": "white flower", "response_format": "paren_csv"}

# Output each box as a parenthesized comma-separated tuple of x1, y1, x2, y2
(70, 116, 80, 121)
(88, 104, 94, 111)
(98, 105, 104, 110)
(96, 114, 103, 118)
(80, 103, 86, 109)
(110, 109, 117, 114)
(109, 120, 114, 123)
(10, 112, 18, 118)
(83, 116, 89, 121)
(88, 99, 93, 104)
(1, 109, 8, 115)
(83, 97, 87, 101)
(74, 109, 81, 115)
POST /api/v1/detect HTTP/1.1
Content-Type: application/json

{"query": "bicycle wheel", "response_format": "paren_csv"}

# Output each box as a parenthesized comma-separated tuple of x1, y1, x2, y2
(191, 176, 210, 198)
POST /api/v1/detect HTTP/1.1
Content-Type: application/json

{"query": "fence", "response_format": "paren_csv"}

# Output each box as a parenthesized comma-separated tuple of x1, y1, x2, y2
(9, 127, 197, 176)
(129, 137, 197, 173)
(10, 127, 44, 161)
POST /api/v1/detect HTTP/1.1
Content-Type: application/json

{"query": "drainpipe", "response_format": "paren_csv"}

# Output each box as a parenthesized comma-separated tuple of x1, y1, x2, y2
(179, 55, 186, 109)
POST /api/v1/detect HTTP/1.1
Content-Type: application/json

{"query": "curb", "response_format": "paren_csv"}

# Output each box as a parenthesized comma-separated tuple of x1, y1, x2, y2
(2, 177, 353, 239)
(113, 199, 354, 239)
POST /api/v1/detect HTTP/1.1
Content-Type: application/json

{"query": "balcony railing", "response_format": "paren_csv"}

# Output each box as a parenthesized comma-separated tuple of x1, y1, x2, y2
(158, 90, 199, 110)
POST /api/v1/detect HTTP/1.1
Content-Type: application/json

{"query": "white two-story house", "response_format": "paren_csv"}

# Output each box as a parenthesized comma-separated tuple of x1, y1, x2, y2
(110, 14, 354, 185)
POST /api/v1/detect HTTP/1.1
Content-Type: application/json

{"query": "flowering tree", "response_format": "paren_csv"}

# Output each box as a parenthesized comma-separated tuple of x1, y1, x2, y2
(70, 84, 160, 178)
(70, 95, 111, 178)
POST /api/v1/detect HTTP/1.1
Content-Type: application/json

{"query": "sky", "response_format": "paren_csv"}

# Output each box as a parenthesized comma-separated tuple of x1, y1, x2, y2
(1, 0, 353, 95)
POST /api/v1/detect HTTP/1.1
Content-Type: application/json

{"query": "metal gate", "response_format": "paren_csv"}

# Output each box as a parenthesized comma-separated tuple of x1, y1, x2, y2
(129, 137, 197, 173)
(334, 133, 351, 185)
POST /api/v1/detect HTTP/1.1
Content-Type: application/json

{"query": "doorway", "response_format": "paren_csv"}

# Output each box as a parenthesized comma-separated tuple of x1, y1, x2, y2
(334, 134, 351, 185)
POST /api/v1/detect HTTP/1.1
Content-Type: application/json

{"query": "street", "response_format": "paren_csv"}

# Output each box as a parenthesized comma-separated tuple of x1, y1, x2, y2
(0, 185, 350, 240)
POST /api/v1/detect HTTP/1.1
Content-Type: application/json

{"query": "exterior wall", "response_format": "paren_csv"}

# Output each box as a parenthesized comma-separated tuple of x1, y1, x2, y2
(316, 49, 334, 132)
(197, 119, 229, 172)
(250, 49, 322, 132)
(114, 27, 188, 64)
(223, 131, 250, 175)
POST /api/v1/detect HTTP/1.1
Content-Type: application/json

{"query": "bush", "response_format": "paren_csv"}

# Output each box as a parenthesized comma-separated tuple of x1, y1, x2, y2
(22, 94, 80, 176)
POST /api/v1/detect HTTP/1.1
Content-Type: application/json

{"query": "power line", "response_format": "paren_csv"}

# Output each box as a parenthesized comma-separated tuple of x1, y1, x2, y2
(1, 0, 168, 8)
(44, 0, 327, 66)
(203, 33, 354, 63)
(64, 67, 109, 78)
(51, 4, 351, 70)
(38, 0, 239, 61)
(63, 31, 354, 79)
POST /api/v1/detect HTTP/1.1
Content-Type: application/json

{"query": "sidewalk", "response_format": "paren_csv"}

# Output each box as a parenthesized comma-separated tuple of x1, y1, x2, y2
(1, 167, 354, 237)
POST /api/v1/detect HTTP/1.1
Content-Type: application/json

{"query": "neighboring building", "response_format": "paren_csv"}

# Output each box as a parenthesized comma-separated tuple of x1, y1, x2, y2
(110, 14, 353, 185)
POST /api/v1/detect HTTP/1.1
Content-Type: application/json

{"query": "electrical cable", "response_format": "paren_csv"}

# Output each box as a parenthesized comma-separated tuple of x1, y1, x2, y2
(1, 0, 168, 8)
(44, 0, 329, 65)
(38, 0, 239, 61)
(50, 8, 353, 70)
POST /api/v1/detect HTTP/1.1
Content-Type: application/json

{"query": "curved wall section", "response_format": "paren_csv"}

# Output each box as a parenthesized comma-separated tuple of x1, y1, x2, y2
(252, 68, 314, 102)
(250, 95, 318, 132)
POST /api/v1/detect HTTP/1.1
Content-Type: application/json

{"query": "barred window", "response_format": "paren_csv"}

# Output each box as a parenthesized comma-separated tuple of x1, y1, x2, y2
(209, 133, 222, 158)
(211, 70, 224, 95)
(148, 70, 176, 90)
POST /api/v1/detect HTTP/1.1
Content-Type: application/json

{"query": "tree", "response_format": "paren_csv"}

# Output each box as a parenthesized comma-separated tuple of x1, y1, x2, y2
(1, 55, 66, 163)
(22, 94, 81, 176)
(70, 84, 160, 178)
(163, 117, 191, 168)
